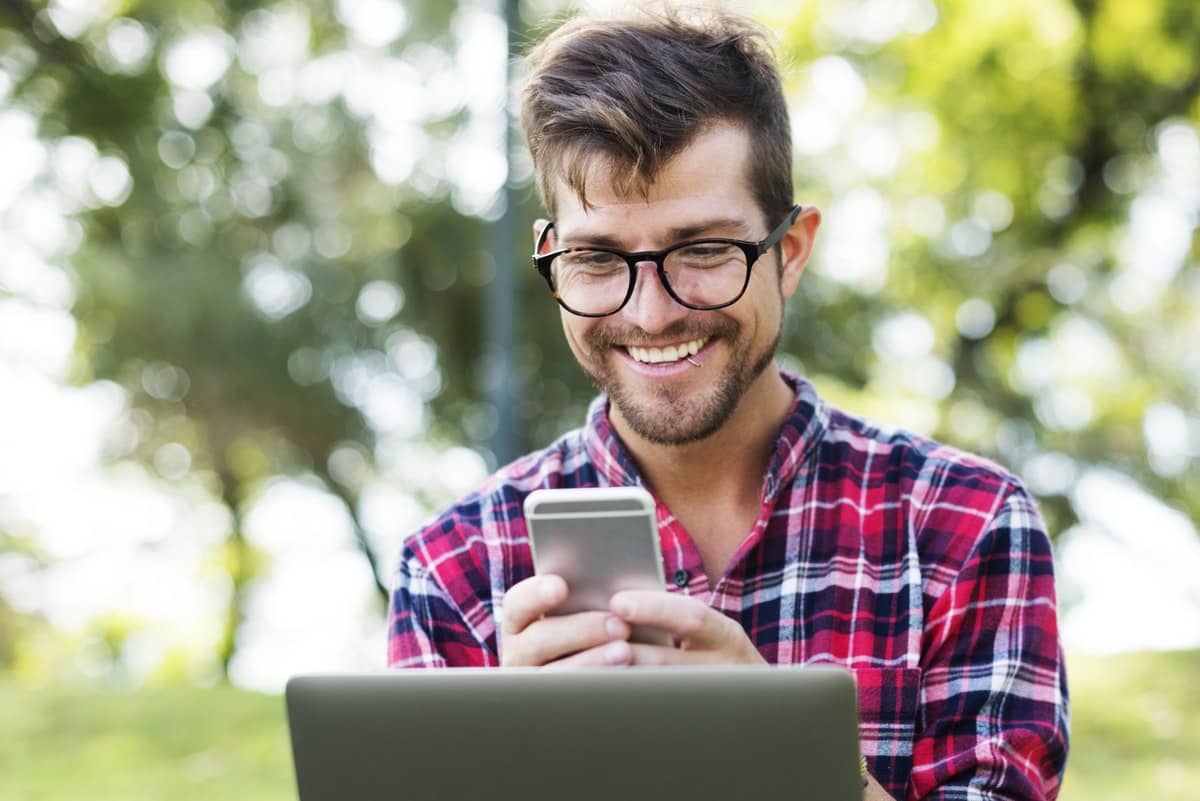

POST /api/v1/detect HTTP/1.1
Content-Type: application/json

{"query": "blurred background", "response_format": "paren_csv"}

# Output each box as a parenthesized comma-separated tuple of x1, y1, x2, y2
(0, 0, 1197, 798)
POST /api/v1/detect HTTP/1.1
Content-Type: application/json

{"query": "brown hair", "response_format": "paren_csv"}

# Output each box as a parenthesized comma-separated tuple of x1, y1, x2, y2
(520, 5, 793, 224)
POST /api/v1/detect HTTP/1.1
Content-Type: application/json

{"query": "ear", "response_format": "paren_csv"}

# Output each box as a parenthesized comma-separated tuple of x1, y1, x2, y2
(778, 206, 821, 300)
(533, 218, 556, 254)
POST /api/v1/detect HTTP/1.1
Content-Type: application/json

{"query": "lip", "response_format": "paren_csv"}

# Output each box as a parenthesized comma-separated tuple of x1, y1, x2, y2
(614, 338, 717, 377)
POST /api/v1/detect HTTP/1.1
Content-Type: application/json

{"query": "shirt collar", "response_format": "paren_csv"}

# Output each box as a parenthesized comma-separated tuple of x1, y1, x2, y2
(762, 371, 828, 502)
(580, 369, 829, 501)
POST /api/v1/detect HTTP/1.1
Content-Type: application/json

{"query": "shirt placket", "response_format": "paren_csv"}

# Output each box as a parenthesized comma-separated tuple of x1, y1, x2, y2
(654, 503, 710, 602)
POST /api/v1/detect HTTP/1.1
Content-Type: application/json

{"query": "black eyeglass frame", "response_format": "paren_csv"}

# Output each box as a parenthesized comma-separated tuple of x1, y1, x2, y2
(532, 204, 804, 318)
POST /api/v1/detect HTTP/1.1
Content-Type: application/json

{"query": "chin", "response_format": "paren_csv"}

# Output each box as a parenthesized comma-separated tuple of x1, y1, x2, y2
(609, 381, 739, 446)
(580, 321, 782, 444)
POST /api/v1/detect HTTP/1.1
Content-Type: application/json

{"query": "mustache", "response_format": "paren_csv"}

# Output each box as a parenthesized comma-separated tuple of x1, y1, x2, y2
(586, 317, 738, 349)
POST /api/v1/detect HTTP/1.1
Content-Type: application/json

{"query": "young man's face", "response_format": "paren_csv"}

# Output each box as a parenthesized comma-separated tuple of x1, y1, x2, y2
(539, 123, 818, 445)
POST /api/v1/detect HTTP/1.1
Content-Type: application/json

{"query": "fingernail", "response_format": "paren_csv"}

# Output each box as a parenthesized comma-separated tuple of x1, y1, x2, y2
(611, 596, 633, 618)
(605, 616, 628, 639)
(604, 640, 630, 665)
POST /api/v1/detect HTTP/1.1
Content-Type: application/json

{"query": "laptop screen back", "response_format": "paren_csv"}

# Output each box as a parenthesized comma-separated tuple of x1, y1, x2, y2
(286, 666, 862, 801)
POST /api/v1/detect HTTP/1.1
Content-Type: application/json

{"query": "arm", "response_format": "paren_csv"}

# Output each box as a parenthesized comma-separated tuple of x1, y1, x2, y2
(912, 485, 1069, 801)
(387, 534, 498, 668)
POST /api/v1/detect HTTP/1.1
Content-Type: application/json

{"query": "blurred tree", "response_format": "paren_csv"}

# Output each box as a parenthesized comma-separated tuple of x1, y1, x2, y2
(0, 0, 1196, 684)
(0, 0, 549, 680)
(771, 0, 1199, 537)
(0, 593, 29, 670)
(0, 531, 52, 675)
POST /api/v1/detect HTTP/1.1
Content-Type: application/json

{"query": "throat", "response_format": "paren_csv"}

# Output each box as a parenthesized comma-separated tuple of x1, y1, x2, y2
(667, 492, 764, 587)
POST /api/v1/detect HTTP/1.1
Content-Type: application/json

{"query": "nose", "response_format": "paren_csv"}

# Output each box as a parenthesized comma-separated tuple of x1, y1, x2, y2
(622, 260, 690, 334)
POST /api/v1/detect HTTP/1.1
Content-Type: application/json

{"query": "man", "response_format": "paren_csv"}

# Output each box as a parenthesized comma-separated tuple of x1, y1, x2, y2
(388, 7, 1068, 801)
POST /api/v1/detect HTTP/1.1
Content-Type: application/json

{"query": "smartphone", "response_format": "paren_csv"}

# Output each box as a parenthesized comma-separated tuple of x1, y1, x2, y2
(524, 486, 672, 646)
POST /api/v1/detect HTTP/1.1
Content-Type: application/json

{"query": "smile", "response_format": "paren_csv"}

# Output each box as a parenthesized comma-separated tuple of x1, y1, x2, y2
(625, 337, 709, 365)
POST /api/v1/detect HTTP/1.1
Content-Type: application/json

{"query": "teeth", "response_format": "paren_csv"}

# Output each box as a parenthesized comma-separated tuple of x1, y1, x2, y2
(628, 337, 708, 364)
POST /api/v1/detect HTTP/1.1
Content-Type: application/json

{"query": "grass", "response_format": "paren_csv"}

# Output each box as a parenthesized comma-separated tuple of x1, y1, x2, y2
(0, 650, 1196, 800)
(0, 682, 293, 801)
(1059, 649, 1200, 801)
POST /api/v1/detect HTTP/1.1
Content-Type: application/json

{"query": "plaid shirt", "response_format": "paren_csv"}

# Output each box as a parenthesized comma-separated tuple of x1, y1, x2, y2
(388, 372, 1069, 801)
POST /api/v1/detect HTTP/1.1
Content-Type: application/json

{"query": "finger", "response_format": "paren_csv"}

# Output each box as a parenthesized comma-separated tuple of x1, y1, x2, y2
(628, 643, 721, 667)
(507, 611, 630, 667)
(501, 574, 567, 636)
(544, 638, 634, 670)
(610, 591, 732, 647)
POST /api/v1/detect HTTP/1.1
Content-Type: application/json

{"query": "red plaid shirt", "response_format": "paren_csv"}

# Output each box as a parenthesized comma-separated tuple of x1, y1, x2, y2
(388, 372, 1069, 800)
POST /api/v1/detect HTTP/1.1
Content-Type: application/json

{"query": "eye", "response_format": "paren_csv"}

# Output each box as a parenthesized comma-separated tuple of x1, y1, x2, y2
(559, 250, 624, 271)
(682, 244, 730, 256)
(672, 242, 740, 267)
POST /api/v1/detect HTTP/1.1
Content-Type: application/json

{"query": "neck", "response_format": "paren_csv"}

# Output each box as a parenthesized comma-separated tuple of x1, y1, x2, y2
(611, 366, 795, 508)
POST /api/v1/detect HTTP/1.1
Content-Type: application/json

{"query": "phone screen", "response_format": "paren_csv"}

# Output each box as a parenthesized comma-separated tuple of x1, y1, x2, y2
(525, 487, 670, 645)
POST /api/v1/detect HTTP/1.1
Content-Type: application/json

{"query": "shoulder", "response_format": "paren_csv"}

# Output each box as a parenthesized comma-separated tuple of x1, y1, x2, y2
(818, 403, 1044, 566)
(783, 374, 1020, 505)
(822, 405, 1019, 493)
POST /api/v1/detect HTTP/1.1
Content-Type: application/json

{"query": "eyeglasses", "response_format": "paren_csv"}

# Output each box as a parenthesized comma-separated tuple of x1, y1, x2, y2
(532, 205, 803, 318)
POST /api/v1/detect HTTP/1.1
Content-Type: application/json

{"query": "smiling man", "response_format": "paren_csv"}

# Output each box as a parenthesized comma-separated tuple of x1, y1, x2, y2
(388, 7, 1068, 801)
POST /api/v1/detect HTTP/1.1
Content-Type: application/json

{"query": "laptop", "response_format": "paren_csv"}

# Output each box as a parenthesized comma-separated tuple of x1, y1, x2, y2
(285, 666, 863, 801)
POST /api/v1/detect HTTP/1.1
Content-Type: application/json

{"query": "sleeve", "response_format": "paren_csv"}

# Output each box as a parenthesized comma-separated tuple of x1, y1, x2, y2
(911, 485, 1069, 801)
(386, 532, 499, 669)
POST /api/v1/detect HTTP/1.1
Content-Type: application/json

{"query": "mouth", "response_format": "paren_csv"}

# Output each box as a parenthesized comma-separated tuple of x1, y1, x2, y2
(624, 336, 709, 365)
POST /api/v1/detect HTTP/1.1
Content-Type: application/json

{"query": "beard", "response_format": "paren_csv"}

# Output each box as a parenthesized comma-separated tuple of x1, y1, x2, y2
(580, 314, 782, 446)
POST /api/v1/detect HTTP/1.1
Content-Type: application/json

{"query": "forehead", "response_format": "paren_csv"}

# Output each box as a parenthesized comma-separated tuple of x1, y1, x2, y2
(550, 124, 762, 242)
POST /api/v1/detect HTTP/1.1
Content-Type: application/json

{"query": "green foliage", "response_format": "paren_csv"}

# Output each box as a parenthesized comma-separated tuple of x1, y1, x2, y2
(1, 0, 1197, 686)
(773, 0, 1200, 539)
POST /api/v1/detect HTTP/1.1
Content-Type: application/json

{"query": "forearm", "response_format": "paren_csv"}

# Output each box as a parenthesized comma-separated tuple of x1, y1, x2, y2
(389, 547, 500, 668)
(913, 488, 1069, 800)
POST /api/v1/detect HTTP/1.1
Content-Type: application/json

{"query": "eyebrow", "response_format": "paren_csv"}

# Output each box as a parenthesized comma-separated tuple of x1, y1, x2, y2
(561, 217, 756, 250)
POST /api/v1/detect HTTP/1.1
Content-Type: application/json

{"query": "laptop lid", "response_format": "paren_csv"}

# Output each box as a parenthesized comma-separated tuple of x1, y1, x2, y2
(286, 667, 862, 801)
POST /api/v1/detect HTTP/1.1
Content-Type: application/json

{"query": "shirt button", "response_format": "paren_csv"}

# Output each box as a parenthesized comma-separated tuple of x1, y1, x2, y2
(672, 569, 690, 588)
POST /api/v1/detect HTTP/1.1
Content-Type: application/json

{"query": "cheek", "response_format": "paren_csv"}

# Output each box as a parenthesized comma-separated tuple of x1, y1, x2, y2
(742, 276, 784, 331)
(560, 314, 593, 360)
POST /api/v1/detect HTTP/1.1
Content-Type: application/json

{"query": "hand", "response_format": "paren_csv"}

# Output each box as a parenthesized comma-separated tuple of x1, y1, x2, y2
(499, 574, 634, 668)
(609, 590, 767, 666)
(863, 769, 897, 801)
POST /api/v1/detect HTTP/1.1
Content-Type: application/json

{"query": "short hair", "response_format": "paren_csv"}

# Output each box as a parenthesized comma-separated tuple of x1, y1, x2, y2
(520, 5, 793, 224)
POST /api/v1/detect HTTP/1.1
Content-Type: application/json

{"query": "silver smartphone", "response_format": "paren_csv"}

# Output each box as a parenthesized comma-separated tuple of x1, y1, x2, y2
(524, 486, 671, 646)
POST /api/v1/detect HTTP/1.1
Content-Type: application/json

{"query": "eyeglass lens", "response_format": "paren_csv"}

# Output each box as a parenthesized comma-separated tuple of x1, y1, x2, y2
(551, 242, 748, 316)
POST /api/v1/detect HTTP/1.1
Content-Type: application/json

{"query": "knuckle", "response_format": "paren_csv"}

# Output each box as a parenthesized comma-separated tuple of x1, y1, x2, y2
(500, 596, 530, 630)
(630, 644, 664, 666)
(531, 613, 603, 666)
(681, 604, 708, 636)
(547, 644, 596, 670)
(571, 645, 608, 667)
(500, 636, 526, 667)
(592, 611, 620, 640)
(498, 603, 516, 629)
(509, 620, 556, 667)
